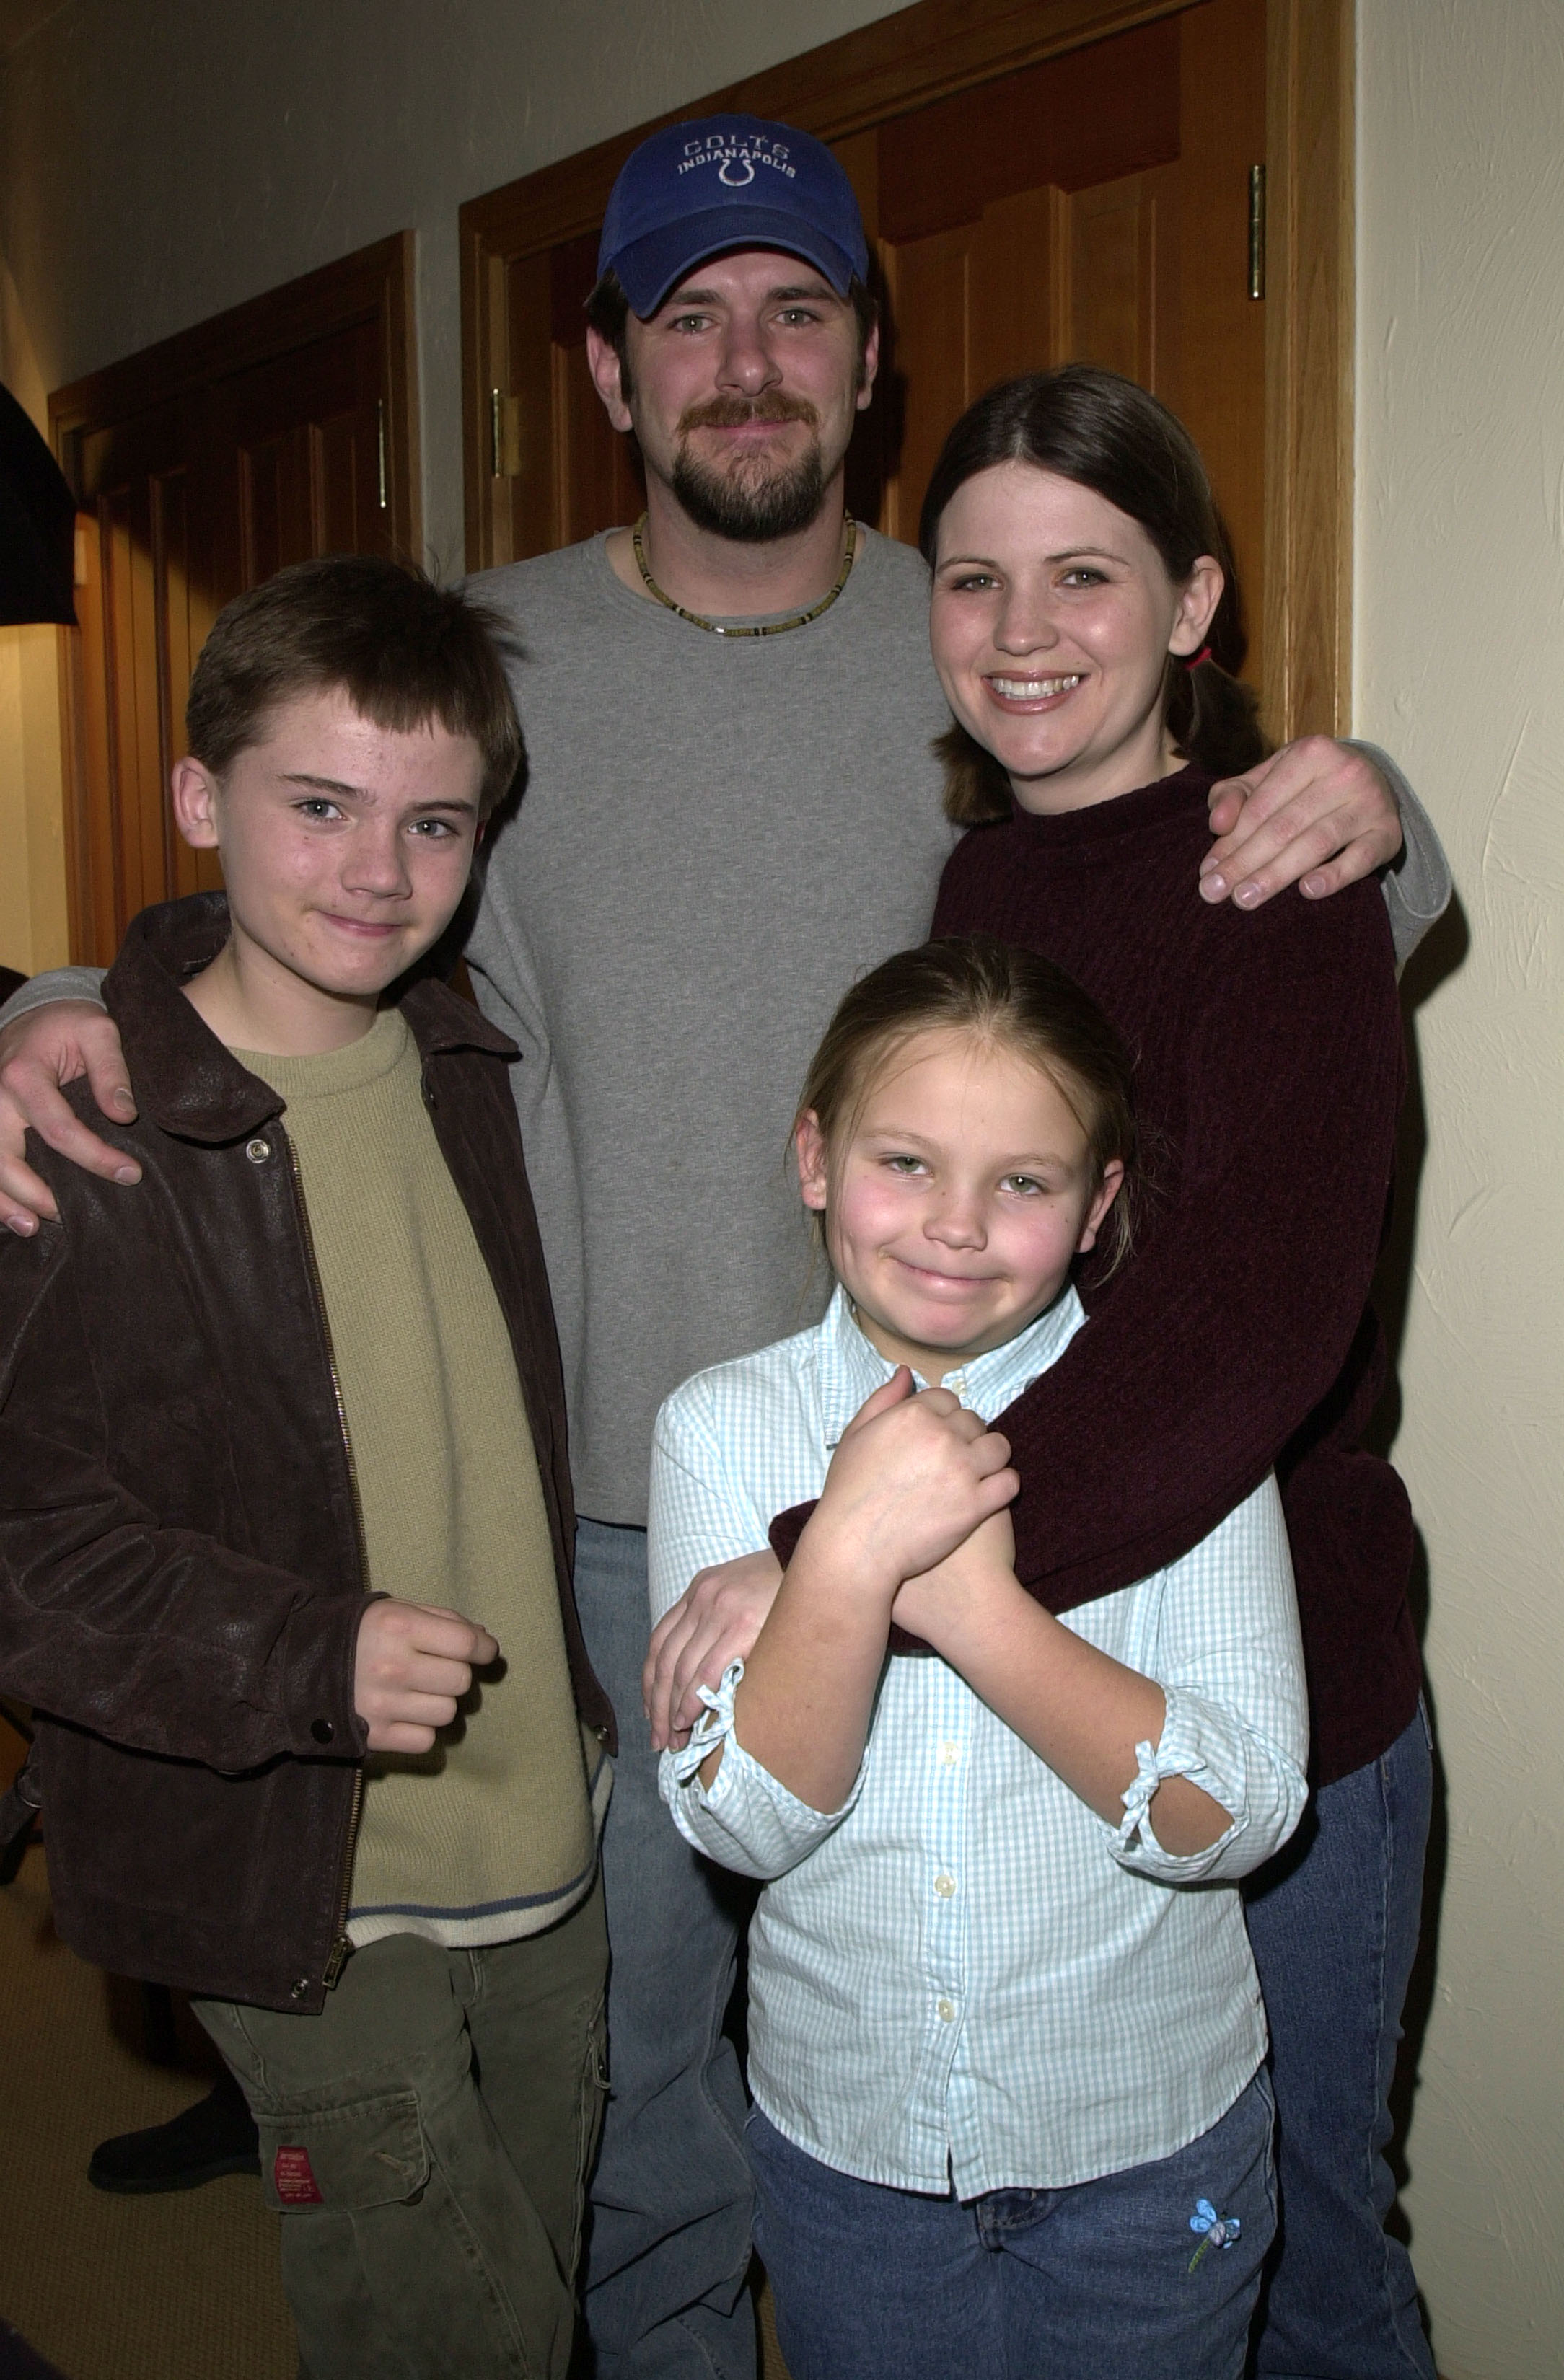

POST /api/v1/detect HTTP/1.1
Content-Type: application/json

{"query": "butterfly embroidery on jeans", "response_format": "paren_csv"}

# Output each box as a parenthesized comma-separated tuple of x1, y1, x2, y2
(1187, 2198, 1241, 2271)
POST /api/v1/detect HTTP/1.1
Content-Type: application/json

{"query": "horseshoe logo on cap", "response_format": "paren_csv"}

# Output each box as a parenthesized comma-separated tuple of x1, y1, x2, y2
(719, 155, 756, 187)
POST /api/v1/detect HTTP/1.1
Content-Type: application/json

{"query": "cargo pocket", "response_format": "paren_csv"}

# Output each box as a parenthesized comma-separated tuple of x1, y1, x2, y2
(258, 2087, 431, 2214)
(570, 2004, 610, 2273)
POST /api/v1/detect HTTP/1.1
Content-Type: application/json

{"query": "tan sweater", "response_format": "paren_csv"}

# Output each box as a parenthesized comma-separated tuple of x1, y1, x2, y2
(242, 1010, 606, 1949)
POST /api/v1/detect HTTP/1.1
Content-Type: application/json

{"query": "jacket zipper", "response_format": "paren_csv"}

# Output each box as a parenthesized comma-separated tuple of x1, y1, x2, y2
(282, 1127, 369, 1990)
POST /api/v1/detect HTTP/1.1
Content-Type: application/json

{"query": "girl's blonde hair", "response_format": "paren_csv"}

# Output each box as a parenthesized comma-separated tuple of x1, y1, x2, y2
(795, 935, 1141, 1276)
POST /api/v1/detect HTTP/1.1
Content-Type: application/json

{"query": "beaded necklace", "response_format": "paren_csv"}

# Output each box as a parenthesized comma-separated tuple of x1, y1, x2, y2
(629, 514, 858, 637)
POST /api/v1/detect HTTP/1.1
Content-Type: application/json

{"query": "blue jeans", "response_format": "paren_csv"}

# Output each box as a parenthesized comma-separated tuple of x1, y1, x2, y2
(1244, 1706, 1436, 2380)
(573, 1519, 757, 2380)
(750, 2075, 1278, 2380)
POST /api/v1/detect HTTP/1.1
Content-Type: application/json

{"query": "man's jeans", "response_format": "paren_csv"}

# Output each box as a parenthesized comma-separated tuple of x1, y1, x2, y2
(750, 2073, 1277, 2380)
(573, 1519, 757, 2380)
(1244, 1704, 1437, 2380)
(196, 1880, 607, 2380)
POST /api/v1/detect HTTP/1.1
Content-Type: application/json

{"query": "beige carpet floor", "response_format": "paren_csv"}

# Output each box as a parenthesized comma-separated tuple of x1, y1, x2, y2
(0, 1834, 294, 2380)
(0, 1799, 789, 2380)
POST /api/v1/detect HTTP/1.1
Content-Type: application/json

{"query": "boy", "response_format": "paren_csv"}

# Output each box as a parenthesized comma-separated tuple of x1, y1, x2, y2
(0, 557, 615, 2380)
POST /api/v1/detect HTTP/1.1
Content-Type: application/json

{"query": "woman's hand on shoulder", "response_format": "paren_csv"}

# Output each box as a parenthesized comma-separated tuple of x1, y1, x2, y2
(808, 1368, 1018, 1600)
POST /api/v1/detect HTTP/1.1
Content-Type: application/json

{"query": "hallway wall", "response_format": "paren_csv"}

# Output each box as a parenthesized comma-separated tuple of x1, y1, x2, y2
(1354, 5, 1564, 2374)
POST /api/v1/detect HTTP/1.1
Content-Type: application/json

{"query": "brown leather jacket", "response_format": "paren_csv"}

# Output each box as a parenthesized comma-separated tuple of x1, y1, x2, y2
(0, 895, 613, 2011)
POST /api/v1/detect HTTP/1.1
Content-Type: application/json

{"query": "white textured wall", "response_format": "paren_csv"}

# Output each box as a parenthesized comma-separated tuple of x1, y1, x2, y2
(1356, 6, 1564, 2375)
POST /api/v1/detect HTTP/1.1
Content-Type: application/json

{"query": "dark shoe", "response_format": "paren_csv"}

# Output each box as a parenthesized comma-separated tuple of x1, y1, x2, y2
(0, 2319, 69, 2379)
(88, 2068, 260, 2193)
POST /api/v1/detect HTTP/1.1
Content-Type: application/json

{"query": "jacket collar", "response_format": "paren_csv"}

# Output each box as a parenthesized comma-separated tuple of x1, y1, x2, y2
(105, 895, 517, 1144)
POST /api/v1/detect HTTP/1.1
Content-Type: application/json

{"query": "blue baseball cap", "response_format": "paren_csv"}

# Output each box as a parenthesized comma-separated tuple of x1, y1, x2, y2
(598, 115, 869, 319)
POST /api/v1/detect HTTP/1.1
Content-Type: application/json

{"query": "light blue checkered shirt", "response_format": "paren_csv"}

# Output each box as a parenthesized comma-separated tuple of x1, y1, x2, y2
(651, 1284, 1309, 2195)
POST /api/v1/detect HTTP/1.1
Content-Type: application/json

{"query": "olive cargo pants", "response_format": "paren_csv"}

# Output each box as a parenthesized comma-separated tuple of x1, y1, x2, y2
(196, 1877, 607, 2380)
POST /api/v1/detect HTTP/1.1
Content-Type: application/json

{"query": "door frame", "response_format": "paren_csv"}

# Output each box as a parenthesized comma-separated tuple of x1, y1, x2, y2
(49, 232, 421, 964)
(458, 0, 1352, 741)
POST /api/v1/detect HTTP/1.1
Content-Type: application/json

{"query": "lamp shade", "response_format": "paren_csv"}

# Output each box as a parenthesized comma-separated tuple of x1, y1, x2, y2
(0, 382, 77, 627)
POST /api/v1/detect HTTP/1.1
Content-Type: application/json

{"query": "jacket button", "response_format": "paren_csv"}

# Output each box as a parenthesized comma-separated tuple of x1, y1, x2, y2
(311, 1718, 335, 1745)
(245, 1137, 271, 1164)
(595, 1725, 610, 1743)
(289, 1977, 309, 2001)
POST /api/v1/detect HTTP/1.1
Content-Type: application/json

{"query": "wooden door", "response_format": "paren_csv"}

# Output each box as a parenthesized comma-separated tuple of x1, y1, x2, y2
(461, 0, 1352, 742)
(206, 316, 392, 600)
(835, 0, 1266, 659)
(51, 236, 418, 965)
(61, 408, 208, 964)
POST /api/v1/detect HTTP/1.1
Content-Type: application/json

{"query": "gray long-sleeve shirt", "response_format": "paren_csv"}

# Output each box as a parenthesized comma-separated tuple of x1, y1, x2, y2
(3, 528, 1451, 1525)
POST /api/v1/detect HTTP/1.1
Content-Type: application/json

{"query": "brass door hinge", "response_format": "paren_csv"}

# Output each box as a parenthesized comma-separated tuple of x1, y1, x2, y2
(1248, 164, 1267, 301)
(490, 388, 523, 479)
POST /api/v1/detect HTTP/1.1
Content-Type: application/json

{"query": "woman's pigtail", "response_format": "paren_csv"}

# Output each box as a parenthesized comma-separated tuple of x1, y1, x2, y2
(1165, 653, 1270, 779)
(934, 720, 1014, 825)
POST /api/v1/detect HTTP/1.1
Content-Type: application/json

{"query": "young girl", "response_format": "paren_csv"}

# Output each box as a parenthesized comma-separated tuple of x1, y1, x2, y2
(650, 935, 1309, 2379)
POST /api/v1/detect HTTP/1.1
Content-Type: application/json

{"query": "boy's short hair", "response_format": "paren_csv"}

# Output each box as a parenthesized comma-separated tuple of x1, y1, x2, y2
(185, 556, 524, 819)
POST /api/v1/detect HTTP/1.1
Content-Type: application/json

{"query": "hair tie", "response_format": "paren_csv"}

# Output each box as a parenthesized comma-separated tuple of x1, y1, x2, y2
(1182, 645, 1213, 671)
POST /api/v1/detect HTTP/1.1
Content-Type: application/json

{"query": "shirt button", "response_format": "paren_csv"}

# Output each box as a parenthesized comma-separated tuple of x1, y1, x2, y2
(936, 1997, 956, 2023)
(245, 1137, 271, 1164)
(933, 1872, 956, 1898)
(938, 1742, 959, 1767)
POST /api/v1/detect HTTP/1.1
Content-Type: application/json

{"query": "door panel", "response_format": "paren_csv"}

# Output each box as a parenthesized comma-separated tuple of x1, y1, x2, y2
(869, 155, 1181, 542)
(883, 226, 972, 539)
(217, 319, 382, 601)
(67, 401, 224, 940)
(498, 234, 642, 555)
(1067, 164, 1180, 395)
(154, 470, 214, 905)
(102, 480, 169, 922)
(871, 15, 1180, 239)
(52, 237, 418, 963)
(966, 188, 1067, 398)
(500, 251, 555, 557)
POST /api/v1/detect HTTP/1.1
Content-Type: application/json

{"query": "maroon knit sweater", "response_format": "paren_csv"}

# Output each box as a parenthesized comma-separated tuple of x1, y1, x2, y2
(773, 766, 1419, 1788)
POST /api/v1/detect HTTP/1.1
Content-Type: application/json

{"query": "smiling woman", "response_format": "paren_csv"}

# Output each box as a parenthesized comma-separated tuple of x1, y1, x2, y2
(921, 363, 1267, 822)
(928, 462, 1223, 815)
